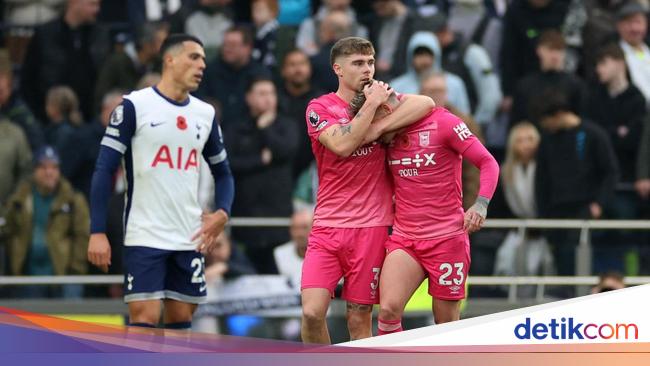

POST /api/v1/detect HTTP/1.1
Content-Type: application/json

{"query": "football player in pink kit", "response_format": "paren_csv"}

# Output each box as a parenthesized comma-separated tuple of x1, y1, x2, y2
(301, 37, 434, 344)
(348, 90, 499, 335)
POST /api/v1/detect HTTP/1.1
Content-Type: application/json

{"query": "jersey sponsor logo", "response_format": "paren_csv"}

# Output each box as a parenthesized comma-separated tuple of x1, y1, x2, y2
(110, 105, 124, 126)
(151, 145, 199, 170)
(150, 121, 166, 127)
(390, 153, 436, 177)
(419, 131, 430, 146)
(106, 127, 120, 137)
(351, 142, 377, 157)
(388, 153, 436, 167)
(453, 122, 472, 141)
(177, 115, 188, 130)
(398, 168, 419, 177)
(316, 120, 328, 130)
(308, 110, 320, 127)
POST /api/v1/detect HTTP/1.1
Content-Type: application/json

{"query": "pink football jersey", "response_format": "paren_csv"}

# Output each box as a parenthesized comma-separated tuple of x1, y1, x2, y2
(388, 107, 479, 239)
(305, 93, 393, 227)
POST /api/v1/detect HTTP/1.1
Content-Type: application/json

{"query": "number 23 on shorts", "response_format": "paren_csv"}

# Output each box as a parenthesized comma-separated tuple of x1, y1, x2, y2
(438, 262, 465, 286)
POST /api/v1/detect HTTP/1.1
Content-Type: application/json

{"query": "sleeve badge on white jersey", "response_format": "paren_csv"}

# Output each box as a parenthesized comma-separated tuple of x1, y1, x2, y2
(308, 110, 319, 127)
(110, 105, 124, 126)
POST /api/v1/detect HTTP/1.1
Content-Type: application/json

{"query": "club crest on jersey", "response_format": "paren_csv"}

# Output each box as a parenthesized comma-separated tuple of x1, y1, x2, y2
(110, 105, 124, 126)
(177, 115, 188, 130)
(419, 131, 430, 147)
(308, 110, 319, 127)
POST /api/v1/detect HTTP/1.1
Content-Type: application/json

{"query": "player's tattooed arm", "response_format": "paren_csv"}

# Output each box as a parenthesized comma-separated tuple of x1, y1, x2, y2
(317, 82, 391, 157)
(328, 124, 352, 137)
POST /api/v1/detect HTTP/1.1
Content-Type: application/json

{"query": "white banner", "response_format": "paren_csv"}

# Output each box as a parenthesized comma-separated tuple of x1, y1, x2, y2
(345, 284, 650, 346)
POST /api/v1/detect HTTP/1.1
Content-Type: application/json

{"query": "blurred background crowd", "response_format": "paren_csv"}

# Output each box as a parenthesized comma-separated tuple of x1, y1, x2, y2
(0, 0, 649, 301)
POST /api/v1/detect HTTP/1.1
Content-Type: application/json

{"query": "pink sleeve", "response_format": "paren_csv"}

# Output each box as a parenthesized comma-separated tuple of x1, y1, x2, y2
(438, 109, 479, 154)
(462, 141, 500, 200)
(306, 100, 342, 139)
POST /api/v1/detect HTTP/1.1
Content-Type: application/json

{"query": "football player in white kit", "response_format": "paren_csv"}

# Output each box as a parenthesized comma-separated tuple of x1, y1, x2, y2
(87, 34, 234, 330)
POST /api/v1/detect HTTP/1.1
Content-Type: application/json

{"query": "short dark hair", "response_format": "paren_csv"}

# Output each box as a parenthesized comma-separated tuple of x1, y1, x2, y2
(536, 29, 566, 50)
(529, 89, 572, 120)
(413, 46, 434, 57)
(246, 76, 275, 93)
(596, 43, 626, 63)
(330, 36, 375, 66)
(281, 48, 308, 68)
(159, 33, 203, 57)
(226, 25, 254, 46)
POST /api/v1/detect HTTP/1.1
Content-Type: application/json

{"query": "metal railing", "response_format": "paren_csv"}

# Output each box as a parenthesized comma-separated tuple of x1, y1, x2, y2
(231, 218, 650, 292)
(1, 218, 649, 299)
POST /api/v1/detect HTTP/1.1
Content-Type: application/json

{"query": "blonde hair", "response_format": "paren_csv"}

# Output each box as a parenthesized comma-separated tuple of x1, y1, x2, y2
(46, 85, 82, 125)
(502, 121, 540, 185)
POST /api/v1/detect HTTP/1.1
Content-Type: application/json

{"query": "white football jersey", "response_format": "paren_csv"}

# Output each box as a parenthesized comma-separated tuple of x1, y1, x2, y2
(99, 87, 228, 251)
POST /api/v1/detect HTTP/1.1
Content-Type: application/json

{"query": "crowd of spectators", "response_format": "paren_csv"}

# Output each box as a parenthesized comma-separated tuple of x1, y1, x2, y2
(1, 0, 650, 298)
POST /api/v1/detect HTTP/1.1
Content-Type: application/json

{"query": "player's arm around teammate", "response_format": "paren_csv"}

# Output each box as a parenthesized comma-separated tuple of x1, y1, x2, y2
(317, 81, 393, 157)
(361, 93, 435, 145)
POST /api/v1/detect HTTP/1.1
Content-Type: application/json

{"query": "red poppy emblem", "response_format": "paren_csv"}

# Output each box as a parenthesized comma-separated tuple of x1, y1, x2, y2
(177, 116, 187, 130)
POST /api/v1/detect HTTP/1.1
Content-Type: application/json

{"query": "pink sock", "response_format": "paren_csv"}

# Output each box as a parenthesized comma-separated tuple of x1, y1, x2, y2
(378, 318, 403, 335)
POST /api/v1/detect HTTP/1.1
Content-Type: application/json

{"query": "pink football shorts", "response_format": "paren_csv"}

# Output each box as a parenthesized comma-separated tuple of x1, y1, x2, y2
(301, 226, 389, 305)
(385, 232, 470, 300)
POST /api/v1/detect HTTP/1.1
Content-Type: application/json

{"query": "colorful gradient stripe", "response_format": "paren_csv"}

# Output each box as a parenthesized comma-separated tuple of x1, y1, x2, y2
(0, 306, 649, 365)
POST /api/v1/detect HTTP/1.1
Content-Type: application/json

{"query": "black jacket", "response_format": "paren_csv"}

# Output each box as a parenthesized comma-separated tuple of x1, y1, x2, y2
(224, 112, 298, 246)
(510, 70, 585, 127)
(196, 58, 271, 127)
(585, 83, 647, 184)
(499, 0, 570, 96)
(20, 17, 110, 121)
(310, 42, 338, 93)
(535, 119, 618, 217)
(278, 84, 323, 180)
(60, 120, 104, 199)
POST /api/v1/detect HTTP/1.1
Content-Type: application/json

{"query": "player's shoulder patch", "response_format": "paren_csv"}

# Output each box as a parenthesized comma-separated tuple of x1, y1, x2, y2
(452, 122, 473, 141)
(316, 120, 328, 130)
(110, 105, 124, 126)
(308, 109, 320, 127)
